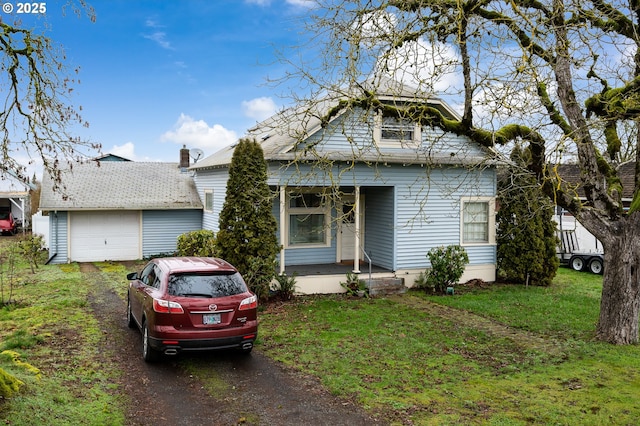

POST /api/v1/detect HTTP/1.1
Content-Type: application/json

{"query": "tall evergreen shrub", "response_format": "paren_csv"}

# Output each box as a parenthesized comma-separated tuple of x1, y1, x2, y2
(497, 146, 559, 286)
(216, 138, 279, 299)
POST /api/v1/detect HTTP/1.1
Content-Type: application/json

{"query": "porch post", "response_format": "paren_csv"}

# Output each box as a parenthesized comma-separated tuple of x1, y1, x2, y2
(353, 186, 361, 273)
(279, 186, 286, 275)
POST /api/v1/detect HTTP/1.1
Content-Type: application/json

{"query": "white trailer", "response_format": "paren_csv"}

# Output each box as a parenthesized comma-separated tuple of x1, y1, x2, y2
(555, 211, 604, 274)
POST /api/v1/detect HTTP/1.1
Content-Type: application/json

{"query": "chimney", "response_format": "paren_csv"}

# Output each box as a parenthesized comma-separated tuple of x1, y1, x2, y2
(180, 145, 190, 169)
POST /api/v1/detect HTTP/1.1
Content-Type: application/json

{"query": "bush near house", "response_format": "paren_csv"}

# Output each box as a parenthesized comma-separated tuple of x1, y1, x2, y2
(415, 245, 468, 294)
(176, 230, 217, 257)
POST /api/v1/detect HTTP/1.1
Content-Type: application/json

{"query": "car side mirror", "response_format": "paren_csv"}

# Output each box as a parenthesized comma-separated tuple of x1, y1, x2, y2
(127, 272, 138, 281)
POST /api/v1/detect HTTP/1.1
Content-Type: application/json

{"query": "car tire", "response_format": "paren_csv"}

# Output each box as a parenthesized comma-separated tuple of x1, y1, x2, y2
(142, 321, 159, 363)
(588, 258, 603, 275)
(570, 256, 584, 271)
(126, 299, 136, 329)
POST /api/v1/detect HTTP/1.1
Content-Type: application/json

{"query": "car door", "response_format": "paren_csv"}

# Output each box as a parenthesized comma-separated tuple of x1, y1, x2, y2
(129, 262, 157, 325)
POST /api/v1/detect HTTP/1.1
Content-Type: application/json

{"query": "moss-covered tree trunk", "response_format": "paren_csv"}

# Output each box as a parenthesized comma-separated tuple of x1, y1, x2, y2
(216, 138, 279, 300)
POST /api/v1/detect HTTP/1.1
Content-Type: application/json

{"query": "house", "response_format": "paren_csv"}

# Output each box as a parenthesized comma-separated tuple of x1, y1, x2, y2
(39, 159, 203, 263)
(553, 163, 636, 256)
(0, 170, 35, 231)
(190, 77, 499, 294)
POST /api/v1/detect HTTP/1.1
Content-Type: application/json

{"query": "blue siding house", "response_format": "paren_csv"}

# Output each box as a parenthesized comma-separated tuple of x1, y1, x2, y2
(191, 77, 498, 293)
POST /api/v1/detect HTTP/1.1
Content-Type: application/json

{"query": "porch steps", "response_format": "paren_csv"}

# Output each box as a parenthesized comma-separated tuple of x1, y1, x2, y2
(366, 277, 406, 296)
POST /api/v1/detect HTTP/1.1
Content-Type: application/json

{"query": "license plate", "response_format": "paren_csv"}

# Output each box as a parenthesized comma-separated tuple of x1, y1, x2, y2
(203, 313, 221, 325)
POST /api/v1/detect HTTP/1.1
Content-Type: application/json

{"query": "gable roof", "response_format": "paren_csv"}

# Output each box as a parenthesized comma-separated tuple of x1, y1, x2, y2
(39, 161, 203, 211)
(192, 76, 490, 170)
(0, 170, 36, 195)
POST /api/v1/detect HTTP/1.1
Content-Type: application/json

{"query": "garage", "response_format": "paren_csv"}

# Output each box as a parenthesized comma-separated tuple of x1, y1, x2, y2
(69, 211, 141, 262)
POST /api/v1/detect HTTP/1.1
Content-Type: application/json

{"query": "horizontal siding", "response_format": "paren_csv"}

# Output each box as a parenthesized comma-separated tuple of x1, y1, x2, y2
(363, 187, 394, 270)
(47, 211, 68, 264)
(142, 210, 203, 257)
(194, 169, 228, 232)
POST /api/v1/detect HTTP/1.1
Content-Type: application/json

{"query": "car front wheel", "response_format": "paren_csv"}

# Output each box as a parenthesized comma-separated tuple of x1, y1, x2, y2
(142, 321, 159, 363)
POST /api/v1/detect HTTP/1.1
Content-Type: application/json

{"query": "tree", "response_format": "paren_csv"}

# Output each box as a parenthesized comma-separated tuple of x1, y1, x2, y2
(497, 146, 559, 286)
(282, 1, 640, 343)
(0, 4, 98, 187)
(216, 138, 280, 300)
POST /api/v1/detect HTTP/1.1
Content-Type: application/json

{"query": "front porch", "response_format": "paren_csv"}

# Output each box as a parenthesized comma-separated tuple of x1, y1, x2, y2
(283, 262, 405, 295)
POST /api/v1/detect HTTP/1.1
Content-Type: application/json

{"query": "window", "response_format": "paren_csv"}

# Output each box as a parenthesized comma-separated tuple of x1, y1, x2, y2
(461, 198, 495, 245)
(286, 192, 330, 247)
(382, 117, 414, 142)
(204, 190, 213, 212)
(168, 272, 247, 298)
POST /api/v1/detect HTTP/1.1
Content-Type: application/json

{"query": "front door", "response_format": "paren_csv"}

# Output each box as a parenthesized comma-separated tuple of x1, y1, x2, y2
(339, 196, 364, 262)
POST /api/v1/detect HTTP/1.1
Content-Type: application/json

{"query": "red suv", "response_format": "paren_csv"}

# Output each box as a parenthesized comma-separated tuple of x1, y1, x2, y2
(127, 257, 258, 362)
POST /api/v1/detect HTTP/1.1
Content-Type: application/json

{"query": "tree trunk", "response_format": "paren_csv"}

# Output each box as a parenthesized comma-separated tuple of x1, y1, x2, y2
(595, 216, 640, 344)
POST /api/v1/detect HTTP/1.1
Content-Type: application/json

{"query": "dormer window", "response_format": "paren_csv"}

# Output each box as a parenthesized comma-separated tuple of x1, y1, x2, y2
(374, 111, 421, 148)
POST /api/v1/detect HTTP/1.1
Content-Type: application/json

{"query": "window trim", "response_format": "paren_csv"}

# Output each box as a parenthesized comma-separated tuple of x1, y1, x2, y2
(284, 190, 331, 249)
(460, 197, 496, 246)
(373, 111, 422, 149)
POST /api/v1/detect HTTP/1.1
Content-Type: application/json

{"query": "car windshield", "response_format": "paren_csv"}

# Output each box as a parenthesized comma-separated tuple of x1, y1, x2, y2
(167, 272, 247, 298)
(0, 212, 9, 220)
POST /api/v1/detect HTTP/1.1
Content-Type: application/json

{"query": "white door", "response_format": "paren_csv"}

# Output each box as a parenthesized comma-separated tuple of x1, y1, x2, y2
(69, 211, 141, 262)
(339, 196, 364, 262)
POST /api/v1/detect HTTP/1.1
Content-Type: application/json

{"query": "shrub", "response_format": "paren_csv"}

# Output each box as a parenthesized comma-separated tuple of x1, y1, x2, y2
(176, 230, 217, 257)
(271, 273, 297, 300)
(421, 245, 469, 294)
(17, 234, 46, 273)
(340, 271, 367, 296)
(0, 367, 22, 398)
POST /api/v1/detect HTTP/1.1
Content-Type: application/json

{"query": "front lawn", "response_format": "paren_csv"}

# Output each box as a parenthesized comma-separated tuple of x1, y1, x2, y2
(259, 269, 640, 425)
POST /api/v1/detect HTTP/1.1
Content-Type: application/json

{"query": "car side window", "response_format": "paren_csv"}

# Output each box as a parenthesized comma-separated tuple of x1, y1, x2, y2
(140, 263, 156, 286)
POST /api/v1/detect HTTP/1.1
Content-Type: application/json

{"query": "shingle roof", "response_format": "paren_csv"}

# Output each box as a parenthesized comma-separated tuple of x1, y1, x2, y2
(39, 161, 203, 211)
(556, 162, 636, 200)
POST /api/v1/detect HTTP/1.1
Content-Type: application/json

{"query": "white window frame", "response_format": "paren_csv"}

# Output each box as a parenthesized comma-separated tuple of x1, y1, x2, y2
(460, 197, 496, 246)
(204, 189, 213, 212)
(284, 190, 331, 248)
(373, 111, 422, 149)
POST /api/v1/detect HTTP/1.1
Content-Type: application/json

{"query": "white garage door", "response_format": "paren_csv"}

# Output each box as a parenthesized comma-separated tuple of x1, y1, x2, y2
(69, 211, 141, 262)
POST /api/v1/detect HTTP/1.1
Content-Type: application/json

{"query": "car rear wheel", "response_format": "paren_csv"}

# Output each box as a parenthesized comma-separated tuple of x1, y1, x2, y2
(588, 258, 603, 274)
(142, 321, 159, 363)
(570, 256, 584, 271)
(126, 299, 136, 329)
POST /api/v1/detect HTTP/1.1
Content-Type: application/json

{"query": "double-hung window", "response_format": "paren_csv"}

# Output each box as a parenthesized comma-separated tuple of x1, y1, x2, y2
(204, 190, 213, 212)
(461, 197, 495, 245)
(286, 192, 330, 247)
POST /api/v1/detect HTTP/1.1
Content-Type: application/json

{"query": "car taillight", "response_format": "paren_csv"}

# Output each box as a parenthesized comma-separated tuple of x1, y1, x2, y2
(153, 298, 184, 314)
(238, 295, 257, 311)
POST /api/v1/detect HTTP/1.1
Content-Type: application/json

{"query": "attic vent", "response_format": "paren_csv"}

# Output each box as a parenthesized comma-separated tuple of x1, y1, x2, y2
(261, 134, 272, 141)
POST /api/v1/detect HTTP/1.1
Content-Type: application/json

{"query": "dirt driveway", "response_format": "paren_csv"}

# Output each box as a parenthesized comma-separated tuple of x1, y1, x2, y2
(82, 263, 384, 426)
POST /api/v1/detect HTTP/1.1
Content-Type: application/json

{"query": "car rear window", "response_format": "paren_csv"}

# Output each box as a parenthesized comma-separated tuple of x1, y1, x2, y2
(167, 272, 248, 298)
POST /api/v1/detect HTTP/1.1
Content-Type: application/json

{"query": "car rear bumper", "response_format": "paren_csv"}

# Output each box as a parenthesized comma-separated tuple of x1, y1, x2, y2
(148, 328, 257, 354)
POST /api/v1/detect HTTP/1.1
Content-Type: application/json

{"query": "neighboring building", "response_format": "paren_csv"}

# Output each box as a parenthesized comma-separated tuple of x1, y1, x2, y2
(39, 160, 202, 263)
(190, 77, 499, 293)
(0, 170, 35, 230)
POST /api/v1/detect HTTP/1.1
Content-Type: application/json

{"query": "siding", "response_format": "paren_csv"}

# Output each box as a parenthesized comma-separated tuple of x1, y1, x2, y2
(47, 211, 68, 264)
(363, 187, 395, 270)
(194, 168, 228, 232)
(142, 210, 202, 257)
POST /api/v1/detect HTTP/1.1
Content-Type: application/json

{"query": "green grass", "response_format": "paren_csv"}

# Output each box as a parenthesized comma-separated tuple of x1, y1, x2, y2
(259, 269, 640, 425)
(1, 237, 639, 426)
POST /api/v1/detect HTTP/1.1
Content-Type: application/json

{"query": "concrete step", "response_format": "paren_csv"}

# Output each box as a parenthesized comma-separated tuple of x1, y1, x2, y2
(366, 277, 406, 296)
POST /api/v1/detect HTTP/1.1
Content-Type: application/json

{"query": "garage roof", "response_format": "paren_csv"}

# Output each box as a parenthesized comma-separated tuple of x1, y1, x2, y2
(39, 161, 203, 211)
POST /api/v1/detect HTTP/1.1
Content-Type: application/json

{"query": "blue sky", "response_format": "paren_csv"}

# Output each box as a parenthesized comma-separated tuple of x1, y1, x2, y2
(15, 0, 313, 165)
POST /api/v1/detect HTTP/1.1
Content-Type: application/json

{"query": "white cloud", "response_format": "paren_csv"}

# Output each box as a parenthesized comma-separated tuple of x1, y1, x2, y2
(107, 142, 137, 160)
(242, 97, 278, 121)
(379, 39, 462, 94)
(285, 0, 314, 7)
(245, 0, 271, 5)
(161, 114, 238, 153)
(143, 17, 173, 50)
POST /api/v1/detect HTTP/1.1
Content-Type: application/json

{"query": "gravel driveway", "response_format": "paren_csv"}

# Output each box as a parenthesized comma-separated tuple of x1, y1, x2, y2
(83, 263, 384, 426)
